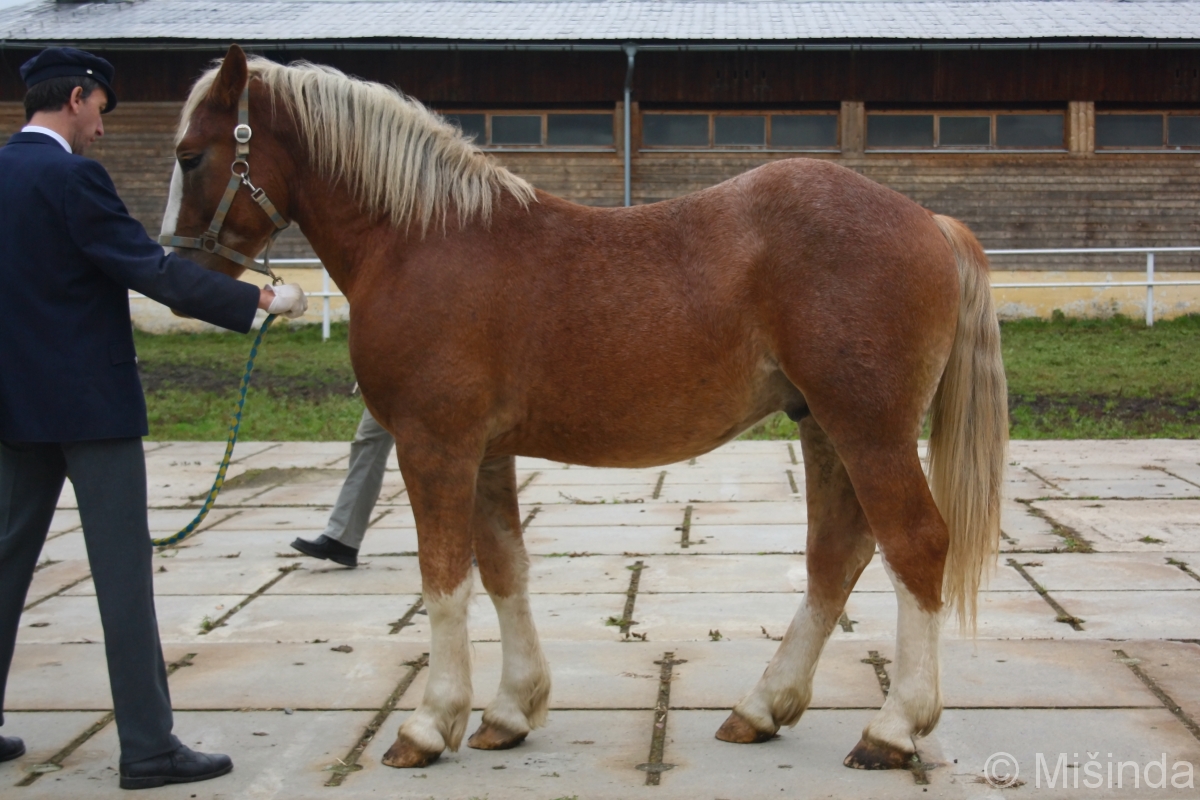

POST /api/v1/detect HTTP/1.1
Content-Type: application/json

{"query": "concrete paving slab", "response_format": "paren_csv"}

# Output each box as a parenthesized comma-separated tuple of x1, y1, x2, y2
(65, 559, 285, 598)
(54, 480, 76, 509)
(201, 594, 423, 644)
(1119, 640, 1200, 727)
(1034, 464, 1187, 483)
(1001, 501, 1064, 551)
(1032, 500, 1200, 552)
(206, 507, 337, 530)
(5, 643, 114, 710)
(0, 711, 111, 776)
(1051, 591, 1200, 640)
(532, 502, 688, 527)
(630, 592, 803, 642)
(397, 641, 662, 711)
(168, 642, 427, 710)
(664, 524, 807, 554)
(638, 553, 807, 594)
(531, 467, 664, 486)
(13, 709, 374, 800)
(1161, 462, 1200, 488)
(1012, 553, 1200, 592)
(522, 525, 687, 556)
(691, 501, 806, 526)
(667, 639, 884, 710)
(662, 710, 941, 800)
(248, 482, 350, 507)
(521, 484, 654, 505)
(938, 639, 1162, 708)
(351, 709, 652, 799)
(36, 531, 88, 562)
(357, 527, 419, 553)
(839, 591, 1076, 641)
(356, 508, 416, 528)
(17, 596, 104, 644)
(26, 560, 91, 606)
(267, 559, 423, 595)
(934, 708, 1200, 798)
(145, 508, 245, 533)
(48, 509, 81, 533)
(162, 531, 307, 561)
(657, 481, 797, 503)
(1055, 479, 1200, 499)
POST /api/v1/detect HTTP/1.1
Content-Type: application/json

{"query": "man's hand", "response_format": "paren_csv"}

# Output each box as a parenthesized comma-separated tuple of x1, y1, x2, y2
(258, 283, 308, 319)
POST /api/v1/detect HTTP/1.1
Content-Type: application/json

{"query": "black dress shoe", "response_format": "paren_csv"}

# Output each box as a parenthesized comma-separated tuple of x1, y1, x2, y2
(119, 744, 231, 790)
(291, 534, 358, 567)
(0, 735, 25, 762)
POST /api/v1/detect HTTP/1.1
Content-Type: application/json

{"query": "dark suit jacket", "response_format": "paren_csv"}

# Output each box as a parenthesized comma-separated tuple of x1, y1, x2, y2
(0, 132, 262, 442)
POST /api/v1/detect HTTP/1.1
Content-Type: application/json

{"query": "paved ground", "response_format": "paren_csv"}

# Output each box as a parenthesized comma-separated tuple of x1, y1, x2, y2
(5, 439, 1200, 799)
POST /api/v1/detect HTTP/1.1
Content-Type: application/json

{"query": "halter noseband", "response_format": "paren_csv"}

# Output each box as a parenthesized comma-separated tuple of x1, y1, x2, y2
(159, 84, 289, 282)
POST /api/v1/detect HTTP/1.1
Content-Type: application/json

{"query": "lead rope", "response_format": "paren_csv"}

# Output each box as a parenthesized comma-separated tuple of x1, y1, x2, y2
(151, 310, 278, 548)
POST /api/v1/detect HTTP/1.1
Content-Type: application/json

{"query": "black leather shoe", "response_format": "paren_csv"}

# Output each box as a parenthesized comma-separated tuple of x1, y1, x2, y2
(291, 535, 358, 567)
(0, 735, 25, 762)
(119, 745, 232, 790)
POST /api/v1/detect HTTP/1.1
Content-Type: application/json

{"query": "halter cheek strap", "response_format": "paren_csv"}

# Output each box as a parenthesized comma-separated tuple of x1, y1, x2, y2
(159, 84, 290, 281)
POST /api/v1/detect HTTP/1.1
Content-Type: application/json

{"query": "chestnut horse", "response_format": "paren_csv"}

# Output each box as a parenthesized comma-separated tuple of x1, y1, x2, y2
(162, 46, 1007, 771)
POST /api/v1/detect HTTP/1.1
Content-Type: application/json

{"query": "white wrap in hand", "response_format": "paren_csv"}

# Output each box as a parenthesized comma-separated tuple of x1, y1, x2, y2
(266, 283, 308, 319)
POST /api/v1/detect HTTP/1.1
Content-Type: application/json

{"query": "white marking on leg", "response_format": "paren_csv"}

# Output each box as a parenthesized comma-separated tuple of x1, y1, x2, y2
(862, 559, 944, 752)
(400, 577, 473, 752)
(484, 591, 550, 734)
(159, 162, 184, 248)
(733, 595, 835, 731)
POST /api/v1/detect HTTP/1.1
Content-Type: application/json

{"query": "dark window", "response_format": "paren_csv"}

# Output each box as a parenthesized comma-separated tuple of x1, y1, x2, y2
(444, 113, 485, 142)
(867, 115, 934, 148)
(547, 113, 614, 146)
(995, 114, 1063, 148)
(939, 116, 991, 147)
(1096, 114, 1164, 148)
(714, 115, 765, 146)
(1169, 115, 1200, 146)
(643, 114, 709, 146)
(491, 115, 542, 145)
(771, 114, 838, 148)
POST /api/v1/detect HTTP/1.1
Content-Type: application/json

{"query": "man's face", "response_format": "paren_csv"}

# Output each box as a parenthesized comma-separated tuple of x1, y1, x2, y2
(67, 85, 107, 155)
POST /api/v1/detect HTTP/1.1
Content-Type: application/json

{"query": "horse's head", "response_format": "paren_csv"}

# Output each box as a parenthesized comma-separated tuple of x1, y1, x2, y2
(160, 44, 293, 281)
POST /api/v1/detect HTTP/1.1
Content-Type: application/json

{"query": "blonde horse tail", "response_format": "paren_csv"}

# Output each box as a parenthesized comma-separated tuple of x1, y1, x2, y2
(928, 214, 1009, 632)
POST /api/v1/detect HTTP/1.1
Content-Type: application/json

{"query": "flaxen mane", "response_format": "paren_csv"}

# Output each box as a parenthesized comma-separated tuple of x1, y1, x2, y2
(179, 57, 535, 232)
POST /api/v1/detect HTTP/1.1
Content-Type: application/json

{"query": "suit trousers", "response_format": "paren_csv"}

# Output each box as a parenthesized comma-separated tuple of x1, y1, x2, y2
(0, 438, 180, 764)
(322, 408, 396, 550)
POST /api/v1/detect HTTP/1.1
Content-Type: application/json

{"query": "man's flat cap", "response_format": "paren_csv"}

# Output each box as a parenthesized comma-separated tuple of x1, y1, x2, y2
(20, 47, 117, 113)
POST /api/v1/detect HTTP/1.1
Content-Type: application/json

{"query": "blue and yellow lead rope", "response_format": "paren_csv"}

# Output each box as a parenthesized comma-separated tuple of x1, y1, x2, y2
(151, 313, 277, 548)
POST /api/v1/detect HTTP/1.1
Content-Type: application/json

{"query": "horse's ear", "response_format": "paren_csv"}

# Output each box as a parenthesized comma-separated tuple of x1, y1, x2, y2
(209, 44, 248, 109)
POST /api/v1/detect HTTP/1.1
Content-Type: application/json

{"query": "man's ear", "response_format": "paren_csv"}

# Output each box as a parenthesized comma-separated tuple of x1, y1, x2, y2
(209, 43, 249, 109)
(68, 85, 85, 112)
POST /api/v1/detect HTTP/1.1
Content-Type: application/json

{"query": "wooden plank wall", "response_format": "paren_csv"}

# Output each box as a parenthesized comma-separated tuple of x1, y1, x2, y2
(5, 102, 1197, 269)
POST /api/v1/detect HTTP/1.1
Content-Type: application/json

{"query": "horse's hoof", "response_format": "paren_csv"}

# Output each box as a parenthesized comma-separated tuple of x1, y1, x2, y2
(714, 711, 777, 744)
(381, 735, 442, 768)
(467, 721, 528, 751)
(842, 735, 914, 770)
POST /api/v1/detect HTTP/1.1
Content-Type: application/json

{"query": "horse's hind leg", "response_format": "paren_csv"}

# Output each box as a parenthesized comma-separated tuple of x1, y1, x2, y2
(717, 416, 876, 742)
(382, 440, 478, 768)
(467, 456, 550, 750)
(835, 442, 948, 770)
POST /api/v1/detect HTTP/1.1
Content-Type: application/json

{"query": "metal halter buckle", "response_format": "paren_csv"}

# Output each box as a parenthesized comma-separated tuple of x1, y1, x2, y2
(233, 123, 252, 144)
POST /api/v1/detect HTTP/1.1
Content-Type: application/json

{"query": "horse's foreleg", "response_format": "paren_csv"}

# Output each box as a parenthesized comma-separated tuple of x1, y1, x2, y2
(839, 447, 947, 771)
(717, 417, 876, 743)
(382, 445, 479, 769)
(467, 456, 550, 751)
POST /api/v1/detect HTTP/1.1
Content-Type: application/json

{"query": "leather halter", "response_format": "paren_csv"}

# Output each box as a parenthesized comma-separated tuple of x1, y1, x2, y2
(159, 84, 289, 282)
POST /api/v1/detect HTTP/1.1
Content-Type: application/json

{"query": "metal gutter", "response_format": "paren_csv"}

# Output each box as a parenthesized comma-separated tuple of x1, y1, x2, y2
(623, 43, 635, 208)
(1, 39, 1198, 52)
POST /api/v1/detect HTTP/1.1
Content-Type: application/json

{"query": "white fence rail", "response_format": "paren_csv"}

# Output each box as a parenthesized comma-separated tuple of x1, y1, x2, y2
(137, 249, 1200, 340)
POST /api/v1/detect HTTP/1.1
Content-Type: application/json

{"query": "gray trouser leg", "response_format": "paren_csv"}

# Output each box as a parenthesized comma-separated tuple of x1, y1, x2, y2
(0, 438, 179, 764)
(323, 408, 396, 550)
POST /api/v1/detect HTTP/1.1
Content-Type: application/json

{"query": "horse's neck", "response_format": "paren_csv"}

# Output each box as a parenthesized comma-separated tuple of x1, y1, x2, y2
(284, 165, 391, 299)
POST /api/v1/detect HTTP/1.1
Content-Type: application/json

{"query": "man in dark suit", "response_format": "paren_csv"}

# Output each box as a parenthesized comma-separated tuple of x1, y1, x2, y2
(0, 48, 307, 790)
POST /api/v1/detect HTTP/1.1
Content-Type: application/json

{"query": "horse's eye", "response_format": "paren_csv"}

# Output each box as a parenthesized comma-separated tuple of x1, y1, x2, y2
(178, 154, 203, 173)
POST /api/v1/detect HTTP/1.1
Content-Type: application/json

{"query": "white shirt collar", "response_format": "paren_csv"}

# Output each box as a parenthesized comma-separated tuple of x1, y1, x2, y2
(21, 125, 72, 154)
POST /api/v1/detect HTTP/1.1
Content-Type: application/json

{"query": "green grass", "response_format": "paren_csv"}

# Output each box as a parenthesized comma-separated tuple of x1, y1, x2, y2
(138, 315, 1200, 442)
